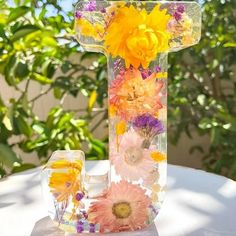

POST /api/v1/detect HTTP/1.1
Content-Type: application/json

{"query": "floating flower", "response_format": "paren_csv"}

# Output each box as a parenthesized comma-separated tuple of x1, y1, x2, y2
(88, 180, 151, 233)
(49, 159, 84, 221)
(104, 5, 171, 68)
(77, 221, 84, 233)
(50, 159, 83, 171)
(150, 151, 167, 162)
(75, 10, 82, 19)
(168, 12, 194, 47)
(84, 0, 96, 12)
(116, 120, 126, 135)
(143, 169, 160, 188)
(49, 169, 81, 202)
(133, 114, 165, 139)
(110, 130, 156, 181)
(109, 69, 164, 121)
(75, 18, 104, 41)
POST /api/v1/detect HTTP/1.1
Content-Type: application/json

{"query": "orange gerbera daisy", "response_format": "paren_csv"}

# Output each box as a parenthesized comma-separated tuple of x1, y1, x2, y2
(109, 69, 164, 121)
(105, 4, 171, 68)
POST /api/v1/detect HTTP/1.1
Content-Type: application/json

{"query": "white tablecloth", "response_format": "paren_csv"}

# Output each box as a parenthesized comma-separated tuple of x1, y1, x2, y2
(0, 164, 236, 236)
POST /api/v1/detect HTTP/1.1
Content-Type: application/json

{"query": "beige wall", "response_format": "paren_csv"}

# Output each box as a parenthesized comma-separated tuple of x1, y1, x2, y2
(1, 72, 208, 169)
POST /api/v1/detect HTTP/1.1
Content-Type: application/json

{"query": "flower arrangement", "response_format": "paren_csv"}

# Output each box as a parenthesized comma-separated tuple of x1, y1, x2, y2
(42, 1, 201, 234)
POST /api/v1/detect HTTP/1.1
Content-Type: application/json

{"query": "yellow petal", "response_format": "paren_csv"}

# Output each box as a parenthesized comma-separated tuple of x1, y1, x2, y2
(116, 121, 126, 135)
(150, 151, 167, 162)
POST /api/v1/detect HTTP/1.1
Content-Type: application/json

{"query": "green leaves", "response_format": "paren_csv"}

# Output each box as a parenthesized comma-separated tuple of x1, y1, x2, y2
(11, 25, 40, 41)
(0, 144, 20, 168)
(8, 6, 30, 23)
(168, 0, 236, 179)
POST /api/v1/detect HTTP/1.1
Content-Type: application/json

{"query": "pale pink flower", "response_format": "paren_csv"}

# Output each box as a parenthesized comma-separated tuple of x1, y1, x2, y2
(110, 130, 156, 181)
(88, 180, 151, 233)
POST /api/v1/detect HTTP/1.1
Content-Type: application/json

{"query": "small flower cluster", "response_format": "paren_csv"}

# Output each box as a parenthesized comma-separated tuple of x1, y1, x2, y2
(139, 66, 162, 80)
(75, 1, 96, 20)
(170, 3, 185, 21)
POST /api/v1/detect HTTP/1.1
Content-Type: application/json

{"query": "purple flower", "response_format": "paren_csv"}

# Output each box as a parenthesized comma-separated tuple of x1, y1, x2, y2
(173, 11, 182, 21)
(76, 221, 84, 233)
(75, 11, 82, 19)
(133, 114, 165, 136)
(84, 1, 96, 11)
(100, 8, 106, 13)
(141, 68, 153, 80)
(75, 192, 84, 201)
(155, 65, 161, 72)
(177, 4, 185, 14)
(89, 223, 96, 233)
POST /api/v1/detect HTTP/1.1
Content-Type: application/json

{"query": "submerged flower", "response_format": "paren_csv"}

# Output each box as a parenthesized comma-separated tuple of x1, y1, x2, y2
(173, 11, 182, 21)
(109, 69, 164, 121)
(77, 221, 84, 233)
(75, 11, 82, 19)
(110, 130, 156, 181)
(104, 5, 171, 68)
(177, 4, 185, 14)
(84, 1, 96, 11)
(133, 114, 165, 145)
(150, 151, 167, 162)
(88, 180, 151, 233)
(49, 169, 81, 202)
(75, 18, 104, 41)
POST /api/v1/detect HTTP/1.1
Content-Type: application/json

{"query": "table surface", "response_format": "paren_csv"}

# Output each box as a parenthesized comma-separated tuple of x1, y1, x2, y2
(0, 164, 236, 236)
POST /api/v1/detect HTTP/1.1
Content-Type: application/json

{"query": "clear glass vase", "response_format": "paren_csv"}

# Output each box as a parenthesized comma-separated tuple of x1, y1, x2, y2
(42, 1, 201, 234)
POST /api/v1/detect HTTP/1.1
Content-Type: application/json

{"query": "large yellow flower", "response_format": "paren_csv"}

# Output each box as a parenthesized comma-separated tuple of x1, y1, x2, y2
(105, 5, 171, 68)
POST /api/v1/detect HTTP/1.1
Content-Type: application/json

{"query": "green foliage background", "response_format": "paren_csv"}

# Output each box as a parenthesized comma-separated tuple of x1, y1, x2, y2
(0, 0, 235, 179)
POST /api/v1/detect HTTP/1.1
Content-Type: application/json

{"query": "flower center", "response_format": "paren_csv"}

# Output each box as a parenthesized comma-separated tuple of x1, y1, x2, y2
(112, 202, 132, 219)
(126, 24, 158, 61)
(124, 147, 143, 166)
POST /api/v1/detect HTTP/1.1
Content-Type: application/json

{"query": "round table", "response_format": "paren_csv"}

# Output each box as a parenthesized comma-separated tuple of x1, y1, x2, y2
(0, 164, 236, 236)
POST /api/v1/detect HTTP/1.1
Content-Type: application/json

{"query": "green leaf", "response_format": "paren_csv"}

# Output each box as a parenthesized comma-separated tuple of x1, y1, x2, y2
(8, 6, 30, 23)
(14, 62, 29, 79)
(11, 25, 40, 41)
(0, 167, 7, 178)
(223, 42, 236, 48)
(15, 115, 32, 137)
(0, 144, 20, 168)
(32, 73, 53, 84)
(12, 163, 36, 173)
(81, 52, 99, 61)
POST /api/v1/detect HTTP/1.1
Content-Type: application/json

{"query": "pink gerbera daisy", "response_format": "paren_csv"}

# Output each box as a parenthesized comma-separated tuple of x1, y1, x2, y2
(88, 180, 151, 233)
(110, 130, 156, 181)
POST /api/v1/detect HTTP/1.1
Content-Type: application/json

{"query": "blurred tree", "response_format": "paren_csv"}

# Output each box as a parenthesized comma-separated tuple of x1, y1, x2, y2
(169, 0, 236, 178)
(0, 0, 235, 179)
(0, 0, 108, 177)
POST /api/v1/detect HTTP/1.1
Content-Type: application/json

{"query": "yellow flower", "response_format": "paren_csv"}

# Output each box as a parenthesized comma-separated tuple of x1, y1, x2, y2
(150, 151, 166, 162)
(105, 5, 171, 68)
(50, 159, 83, 171)
(49, 169, 81, 202)
(75, 19, 104, 41)
(116, 121, 126, 135)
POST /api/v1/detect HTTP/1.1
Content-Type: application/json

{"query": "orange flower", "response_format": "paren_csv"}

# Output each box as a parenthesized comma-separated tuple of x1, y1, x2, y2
(49, 169, 81, 202)
(105, 5, 171, 68)
(109, 69, 164, 121)
(49, 159, 83, 203)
